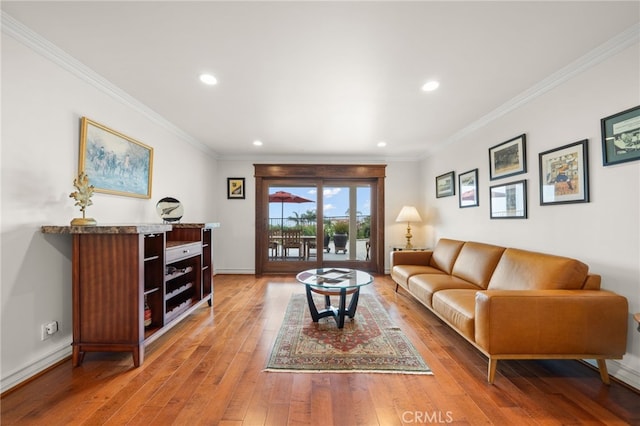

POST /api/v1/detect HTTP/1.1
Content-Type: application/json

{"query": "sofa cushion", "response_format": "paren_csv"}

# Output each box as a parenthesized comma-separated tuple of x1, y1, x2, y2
(391, 265, 445, 288)
(488, 248, 589, 290)
(432, 289, 477, 341)
(430, 238, 465, 274)
(451, 242, 506, 289)
(408, 274, 481, 308)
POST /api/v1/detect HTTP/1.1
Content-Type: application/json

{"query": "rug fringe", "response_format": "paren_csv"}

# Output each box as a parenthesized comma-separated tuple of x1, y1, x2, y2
(264, 368, 433, 375)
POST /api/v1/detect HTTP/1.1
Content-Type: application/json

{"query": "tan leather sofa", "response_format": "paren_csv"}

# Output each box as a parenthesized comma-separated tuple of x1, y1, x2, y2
(390, 238, 628, 384)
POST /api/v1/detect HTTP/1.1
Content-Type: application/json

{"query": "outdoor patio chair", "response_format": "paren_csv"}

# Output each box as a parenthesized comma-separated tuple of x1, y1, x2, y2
(282, 229, 303, 259)
(268, 230, 279, 258)
(306, 237, 317, 259)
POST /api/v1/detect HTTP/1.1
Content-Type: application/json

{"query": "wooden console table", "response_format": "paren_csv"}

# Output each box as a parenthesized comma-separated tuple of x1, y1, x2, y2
(41, 223, 214, 367)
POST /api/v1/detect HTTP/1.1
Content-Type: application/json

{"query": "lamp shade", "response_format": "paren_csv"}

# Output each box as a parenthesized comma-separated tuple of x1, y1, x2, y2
(396, 206, 422, 223)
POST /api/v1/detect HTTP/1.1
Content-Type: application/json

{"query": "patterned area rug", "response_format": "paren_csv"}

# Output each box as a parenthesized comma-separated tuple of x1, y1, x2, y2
(265, 293, 432, 374)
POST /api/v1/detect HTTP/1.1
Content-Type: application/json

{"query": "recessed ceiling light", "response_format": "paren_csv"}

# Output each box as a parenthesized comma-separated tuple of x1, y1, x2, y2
(253, 140, 263, 146)
(377, 141, 387, 148)
(422, 80, 440, 92)
(199, 73, 217, 85)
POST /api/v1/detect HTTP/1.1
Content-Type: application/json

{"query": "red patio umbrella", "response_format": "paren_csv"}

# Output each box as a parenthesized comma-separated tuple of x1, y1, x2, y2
(269, 190, 313, 232)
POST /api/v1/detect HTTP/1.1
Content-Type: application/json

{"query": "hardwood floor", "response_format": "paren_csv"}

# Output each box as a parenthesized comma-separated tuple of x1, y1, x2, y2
(2, 274, 639, 425)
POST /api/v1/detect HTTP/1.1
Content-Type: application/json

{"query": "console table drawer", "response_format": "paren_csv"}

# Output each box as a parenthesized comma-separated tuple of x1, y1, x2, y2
(166, 242, 202, 263)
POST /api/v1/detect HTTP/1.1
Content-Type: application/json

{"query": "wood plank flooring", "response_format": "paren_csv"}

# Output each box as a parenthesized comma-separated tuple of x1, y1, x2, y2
(2, 274, 639, 425)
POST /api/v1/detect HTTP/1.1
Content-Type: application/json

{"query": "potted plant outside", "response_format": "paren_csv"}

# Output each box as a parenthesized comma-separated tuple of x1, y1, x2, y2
(323, 222, 334, 253)
(333, 221, 349, 253)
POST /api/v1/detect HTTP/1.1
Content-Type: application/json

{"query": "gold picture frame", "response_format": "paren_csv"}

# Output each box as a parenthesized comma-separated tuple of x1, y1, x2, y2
(79, 117, 153, 198)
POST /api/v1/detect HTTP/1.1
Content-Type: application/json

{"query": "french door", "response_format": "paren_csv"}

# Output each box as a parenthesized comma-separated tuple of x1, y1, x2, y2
(255, 164, 385, 275)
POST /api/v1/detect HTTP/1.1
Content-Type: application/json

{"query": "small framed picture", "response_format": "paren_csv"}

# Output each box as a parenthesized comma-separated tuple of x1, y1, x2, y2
(436, 171, 455, 198)
(489, 134, 527, 180)
(458, 169, 479, 208)
(601, 105, 640, 166)
(227, 177, 245, 199)
(539, 139, 589, 205)
(490, 179, 527, 219)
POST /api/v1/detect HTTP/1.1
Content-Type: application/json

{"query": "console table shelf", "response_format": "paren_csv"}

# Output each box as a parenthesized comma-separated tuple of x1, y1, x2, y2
(41, 223, 214, 367)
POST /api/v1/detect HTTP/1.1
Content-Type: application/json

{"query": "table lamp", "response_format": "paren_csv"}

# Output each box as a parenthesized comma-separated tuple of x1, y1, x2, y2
(396, 206, 422, 249)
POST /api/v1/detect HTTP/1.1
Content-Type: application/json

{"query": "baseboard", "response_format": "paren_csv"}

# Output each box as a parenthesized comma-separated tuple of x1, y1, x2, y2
(584, 359, 640, 391)
(1, 342, 72, 395)
(214, 269, 255, 275)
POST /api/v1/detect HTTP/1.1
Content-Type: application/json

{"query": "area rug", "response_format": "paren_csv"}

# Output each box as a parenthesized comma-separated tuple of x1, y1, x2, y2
(265, 293, 432, 374)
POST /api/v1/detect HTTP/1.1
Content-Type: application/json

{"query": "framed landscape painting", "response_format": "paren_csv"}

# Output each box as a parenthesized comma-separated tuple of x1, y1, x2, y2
(79, 117, 153, 198)
(458, 168, 479, 208)
(436, 171, 455, 198)
(489, 134, 527, 180)
(539, 139, 589, 205)
(601, 105, 640, 166)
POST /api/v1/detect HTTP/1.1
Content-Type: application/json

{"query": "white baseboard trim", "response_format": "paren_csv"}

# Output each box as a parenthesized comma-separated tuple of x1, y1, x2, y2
(1, 342, 72, 394)
(584, 358, 640, 391)
(214, 269, 255, 275)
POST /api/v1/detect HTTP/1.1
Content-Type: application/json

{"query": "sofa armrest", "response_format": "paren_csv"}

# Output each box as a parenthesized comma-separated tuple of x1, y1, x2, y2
(475, 290, 628, 356)
(390, 250, 433, 268)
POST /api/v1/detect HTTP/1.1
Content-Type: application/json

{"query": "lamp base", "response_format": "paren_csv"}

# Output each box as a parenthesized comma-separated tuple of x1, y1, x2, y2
(404, 224, 413, 249)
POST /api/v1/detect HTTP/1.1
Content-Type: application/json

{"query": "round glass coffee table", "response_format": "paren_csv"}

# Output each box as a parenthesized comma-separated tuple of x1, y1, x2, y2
(296, 268, 374, 328)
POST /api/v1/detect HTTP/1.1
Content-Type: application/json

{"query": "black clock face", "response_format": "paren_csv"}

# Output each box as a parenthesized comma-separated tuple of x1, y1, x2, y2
(156, 197, 184, 222)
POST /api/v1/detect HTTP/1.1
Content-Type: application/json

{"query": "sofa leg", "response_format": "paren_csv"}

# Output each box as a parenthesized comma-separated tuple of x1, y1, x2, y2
(596, 359, 610, 385)
(487, 359, 497, 384)
(395, 283, 399, 292)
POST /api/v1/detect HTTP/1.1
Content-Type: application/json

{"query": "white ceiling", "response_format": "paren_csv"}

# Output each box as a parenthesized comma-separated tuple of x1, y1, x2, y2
(3, 1, 639, 160)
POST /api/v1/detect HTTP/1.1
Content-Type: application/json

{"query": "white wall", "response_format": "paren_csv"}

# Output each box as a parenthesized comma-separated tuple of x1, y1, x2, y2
(420, 44, 640, 388)
(1, 34, 218, 392)
(215, 161, 258, 274)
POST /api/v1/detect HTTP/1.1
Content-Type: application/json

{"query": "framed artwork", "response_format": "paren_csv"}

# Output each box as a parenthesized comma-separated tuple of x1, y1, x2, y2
(79, 117, 153, 198)
(490, 179, 527, 219)
(539, 139, 589, 205)
(227, 177, 245, 199)
(458, 168, 479, 208)
(601, 105, 640, 166)
(436, 171, 455, 198)
(489, 134, 527, 180)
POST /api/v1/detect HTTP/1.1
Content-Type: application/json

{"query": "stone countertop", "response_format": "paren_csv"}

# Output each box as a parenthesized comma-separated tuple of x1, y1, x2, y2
(41, 223, 216, 234)
(170, 223, 217, 229)
(41, 224, 173, 234)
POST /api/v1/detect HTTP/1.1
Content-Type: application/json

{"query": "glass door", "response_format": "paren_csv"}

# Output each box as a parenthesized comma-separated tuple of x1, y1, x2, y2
(254, 164, 385, 275)
(322, 183, 372, 265)
(265, 183, 320, 271)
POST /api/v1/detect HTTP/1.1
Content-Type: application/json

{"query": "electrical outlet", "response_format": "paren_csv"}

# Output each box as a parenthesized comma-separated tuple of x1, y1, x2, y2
(40, 321, 59, 340)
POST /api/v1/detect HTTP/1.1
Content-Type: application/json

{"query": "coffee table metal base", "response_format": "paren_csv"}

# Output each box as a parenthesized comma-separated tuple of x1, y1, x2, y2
(305, 284, 360, 328)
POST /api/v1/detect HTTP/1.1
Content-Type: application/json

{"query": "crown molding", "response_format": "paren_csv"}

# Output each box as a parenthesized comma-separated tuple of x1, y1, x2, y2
(1, 11, 218, 159)
(425, 22, 640, 158)
(4, 11, 637, 162)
